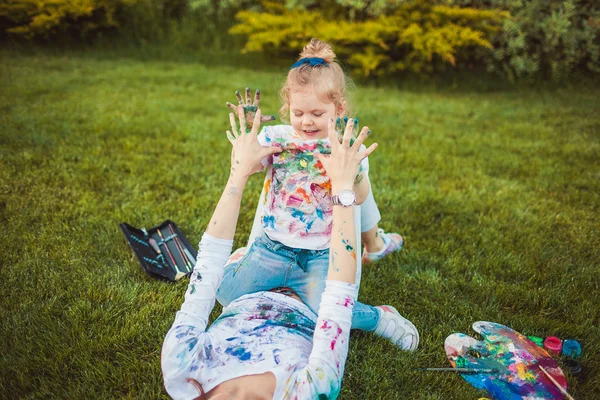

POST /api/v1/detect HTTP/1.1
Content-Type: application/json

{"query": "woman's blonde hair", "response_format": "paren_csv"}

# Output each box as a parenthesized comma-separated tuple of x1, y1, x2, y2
(279, 38, 351, 121)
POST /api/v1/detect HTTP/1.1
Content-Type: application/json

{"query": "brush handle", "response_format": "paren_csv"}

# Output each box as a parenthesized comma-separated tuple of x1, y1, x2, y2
(539, 366, 574, 400)
(418, 368, 497, 374)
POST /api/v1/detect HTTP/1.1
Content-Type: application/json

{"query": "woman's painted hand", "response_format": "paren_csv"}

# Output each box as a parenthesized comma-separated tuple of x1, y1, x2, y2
(226, 107, 281, 179)
(226, 88, 276, 130)
(316, 118, 377, 192)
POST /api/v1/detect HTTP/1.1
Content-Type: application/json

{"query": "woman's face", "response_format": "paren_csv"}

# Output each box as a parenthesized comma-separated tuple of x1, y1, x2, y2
(203, 372, 276, 399)
(289, 88, 344, 141)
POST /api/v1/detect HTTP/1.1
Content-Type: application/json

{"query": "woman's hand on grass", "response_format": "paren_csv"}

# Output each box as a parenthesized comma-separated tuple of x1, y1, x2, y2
(226, 88, 276, 130)
(316, 118, 377, 193)
(226, 107, 281, 179)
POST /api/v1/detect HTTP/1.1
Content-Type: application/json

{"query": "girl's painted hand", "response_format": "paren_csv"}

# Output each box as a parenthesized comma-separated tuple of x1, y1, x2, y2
(226, 107, 281, 178)
(315, 118, 378, 192)
(226, 88, 276, 130)
(335, 116, 360, 145)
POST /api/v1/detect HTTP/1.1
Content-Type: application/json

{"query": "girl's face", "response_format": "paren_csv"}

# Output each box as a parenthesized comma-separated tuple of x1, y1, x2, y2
(289, 88, 344, 141)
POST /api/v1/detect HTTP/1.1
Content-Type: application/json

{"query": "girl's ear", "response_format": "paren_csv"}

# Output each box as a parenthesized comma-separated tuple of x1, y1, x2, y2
(337, 100, 347, 117)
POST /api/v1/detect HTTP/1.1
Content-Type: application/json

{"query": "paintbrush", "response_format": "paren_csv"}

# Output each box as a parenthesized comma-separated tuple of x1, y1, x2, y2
(157, 229, 185, 280)
(539, 365, 575, 400)
(168, 224, 192, 272)
(417, 367, 499, 374)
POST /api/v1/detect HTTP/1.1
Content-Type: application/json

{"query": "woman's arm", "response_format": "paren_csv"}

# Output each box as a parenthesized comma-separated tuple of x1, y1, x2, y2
(285, 119, 378, 398)
(207, 108, 282, 240)
(320, 118, 377, 284)
(162, 109, 281, 388)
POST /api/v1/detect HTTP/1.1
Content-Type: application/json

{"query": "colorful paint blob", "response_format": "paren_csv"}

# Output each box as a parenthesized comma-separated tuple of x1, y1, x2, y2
(445, 321, 568, 400)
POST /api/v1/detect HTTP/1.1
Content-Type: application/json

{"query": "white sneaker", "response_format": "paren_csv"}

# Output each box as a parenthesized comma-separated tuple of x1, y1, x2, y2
(363, 229, 404, 264)
(374, 305, 419, 351)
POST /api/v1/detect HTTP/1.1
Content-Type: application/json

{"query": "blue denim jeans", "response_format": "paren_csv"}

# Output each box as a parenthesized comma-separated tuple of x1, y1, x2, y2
(216, 234, 379, 331)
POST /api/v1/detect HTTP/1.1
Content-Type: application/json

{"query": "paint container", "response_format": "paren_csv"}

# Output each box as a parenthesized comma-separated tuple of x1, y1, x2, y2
(563, 359, 582, 377)
(543, 336, 563, 356)
(527, 335, 544, 347)
(562, 339, 582, 358)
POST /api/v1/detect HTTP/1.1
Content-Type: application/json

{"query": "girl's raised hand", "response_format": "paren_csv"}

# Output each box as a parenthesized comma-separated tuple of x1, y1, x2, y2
(226, 107, 281, 178)
(226, 88, 276, 130)
(316, 118, 378, 192)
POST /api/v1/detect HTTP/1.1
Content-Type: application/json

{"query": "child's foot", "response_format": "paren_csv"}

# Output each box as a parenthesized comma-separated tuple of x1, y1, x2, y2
(362, 229, 404, 264)
(373, 305, 419, 351)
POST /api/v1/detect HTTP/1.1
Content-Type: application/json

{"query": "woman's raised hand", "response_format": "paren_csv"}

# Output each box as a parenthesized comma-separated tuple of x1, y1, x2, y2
(316, 118, 378, 192)
(226, 88, 276, 130)
(226, 107, 281, 179)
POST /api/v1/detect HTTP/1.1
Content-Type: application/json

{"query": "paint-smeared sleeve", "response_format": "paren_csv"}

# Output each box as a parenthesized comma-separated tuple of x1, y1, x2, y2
(161, 233, 233, 398)
(284, 280, 357, 399)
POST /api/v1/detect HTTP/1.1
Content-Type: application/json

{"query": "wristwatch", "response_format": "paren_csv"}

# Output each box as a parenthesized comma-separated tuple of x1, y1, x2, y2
(332, 190, 356, 207)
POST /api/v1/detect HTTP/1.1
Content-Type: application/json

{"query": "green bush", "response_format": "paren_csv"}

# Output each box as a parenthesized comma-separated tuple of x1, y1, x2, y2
(230, 0, 508, 76)
(455, 0, 600, 80)
(0, 0, 133, 39)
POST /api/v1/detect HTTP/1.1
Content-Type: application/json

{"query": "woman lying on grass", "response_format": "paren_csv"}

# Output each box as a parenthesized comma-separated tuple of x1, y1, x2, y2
(161, 108, 382, 399)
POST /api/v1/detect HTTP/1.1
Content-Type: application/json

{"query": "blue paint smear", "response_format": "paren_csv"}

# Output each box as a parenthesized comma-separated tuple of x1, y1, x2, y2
(316, 208, 324, 220)
(263, 215, 275, 229)
(225, 346, 252, 361)
(186, 337, 198, 352)
(291, 209, 314, 232)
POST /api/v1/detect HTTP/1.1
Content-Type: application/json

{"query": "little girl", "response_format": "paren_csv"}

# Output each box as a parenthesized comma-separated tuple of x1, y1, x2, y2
(217, 38, 418, 350)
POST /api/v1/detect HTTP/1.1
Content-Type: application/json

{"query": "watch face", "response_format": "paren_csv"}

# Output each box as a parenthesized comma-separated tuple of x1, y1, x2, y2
(339, 190, 355, 206)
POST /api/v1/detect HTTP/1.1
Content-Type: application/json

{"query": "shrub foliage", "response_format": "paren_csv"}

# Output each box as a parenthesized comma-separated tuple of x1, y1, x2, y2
(1, 0, 598, 80)
(0, 0, 128, 38)
(231, 0, 508, 76)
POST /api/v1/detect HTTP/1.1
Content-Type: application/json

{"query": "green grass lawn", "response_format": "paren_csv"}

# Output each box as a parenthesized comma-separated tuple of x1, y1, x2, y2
(1, 49, 599, 399)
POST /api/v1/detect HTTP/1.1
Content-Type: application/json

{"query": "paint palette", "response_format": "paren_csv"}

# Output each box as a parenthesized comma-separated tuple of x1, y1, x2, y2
(445, 321, 567, 400)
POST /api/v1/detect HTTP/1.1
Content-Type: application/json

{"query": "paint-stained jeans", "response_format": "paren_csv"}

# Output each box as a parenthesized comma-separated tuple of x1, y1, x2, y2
(216, 233, 379, 331)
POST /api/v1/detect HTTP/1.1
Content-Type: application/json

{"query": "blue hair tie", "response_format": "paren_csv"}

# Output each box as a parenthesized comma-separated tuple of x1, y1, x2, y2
(290, 57, 329, 69)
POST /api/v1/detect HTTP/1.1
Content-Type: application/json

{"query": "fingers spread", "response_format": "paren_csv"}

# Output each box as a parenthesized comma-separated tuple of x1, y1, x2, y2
(251, 109, 262, 135)
(352, 126, 370, 149)
(229, 113, 239, 137)
(237, 108, 247, 134)
(253, 89, 261, 106)
(351, 118, 359, 138)
(226, 130, 235, 144)
(359, 143, 378, 160)
(261, 115, 276, 123)
(226, 102, 237, 112)
(342, 118, 353, 148)
(335, 117, 344, 143)
(264, 146, 282, 156)
(327, 118, 337, 146)
(245, 87, 251, 104)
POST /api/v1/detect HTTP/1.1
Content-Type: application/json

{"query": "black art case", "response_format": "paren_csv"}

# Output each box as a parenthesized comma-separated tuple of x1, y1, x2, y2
(120, 220, 196, 281)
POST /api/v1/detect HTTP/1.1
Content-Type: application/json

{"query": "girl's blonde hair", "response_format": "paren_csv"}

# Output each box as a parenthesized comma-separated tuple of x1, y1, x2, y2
(279, 38, 351, 121)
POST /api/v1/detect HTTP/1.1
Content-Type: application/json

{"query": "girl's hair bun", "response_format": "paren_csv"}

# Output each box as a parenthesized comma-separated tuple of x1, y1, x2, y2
(299, 38, 336, 64)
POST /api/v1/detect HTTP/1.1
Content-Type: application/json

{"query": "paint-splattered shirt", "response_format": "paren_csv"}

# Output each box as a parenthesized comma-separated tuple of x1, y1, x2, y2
(162, 233, 358, 400)
(258, 125, 368, 250)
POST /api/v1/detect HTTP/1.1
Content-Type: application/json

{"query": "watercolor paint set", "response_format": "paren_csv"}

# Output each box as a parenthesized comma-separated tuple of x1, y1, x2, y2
(120, 220, 196, 281)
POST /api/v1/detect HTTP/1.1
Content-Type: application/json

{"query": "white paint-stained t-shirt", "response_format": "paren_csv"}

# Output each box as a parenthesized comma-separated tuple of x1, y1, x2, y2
(258, 125, 367, 250)
(161, 234, 357, 400)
